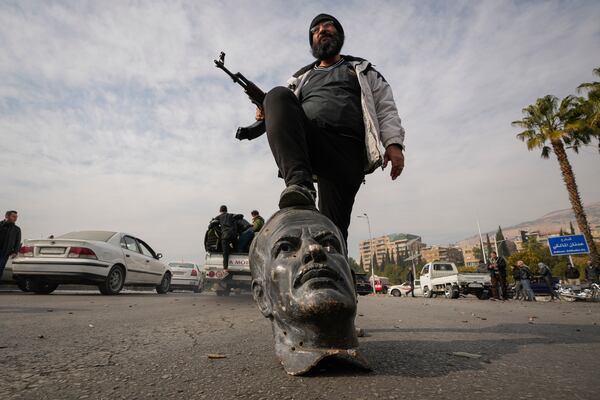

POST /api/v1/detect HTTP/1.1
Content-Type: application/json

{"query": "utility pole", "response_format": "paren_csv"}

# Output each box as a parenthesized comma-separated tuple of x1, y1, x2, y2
(477, 220, 487, 264)
(357, 213, 376, 294)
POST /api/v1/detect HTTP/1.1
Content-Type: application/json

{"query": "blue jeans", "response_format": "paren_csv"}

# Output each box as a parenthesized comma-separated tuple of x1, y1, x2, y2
(237, 229, 255, 253)
(521, 279, 536, 301)
(0, 254, 10, 281)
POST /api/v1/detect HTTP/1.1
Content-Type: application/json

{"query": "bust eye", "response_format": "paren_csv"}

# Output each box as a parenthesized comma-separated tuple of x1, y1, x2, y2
(275, 240, 298, 256)
(320, 238, 340, 253)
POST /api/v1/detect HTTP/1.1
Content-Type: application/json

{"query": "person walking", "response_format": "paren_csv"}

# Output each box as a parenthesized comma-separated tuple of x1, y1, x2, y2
(517, 260, 536, 301)
(251, 210, 265, 233)
(406, 268, 415, 298)
(538, 262, 560, 300)
(585, 260, 599, 284)
(0, 210, 21, 280)
(257, 14, 405, 243)
(564, 263, 580, 286)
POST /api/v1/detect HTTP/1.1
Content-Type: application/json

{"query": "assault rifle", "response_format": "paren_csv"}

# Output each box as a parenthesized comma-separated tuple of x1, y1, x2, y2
(214, 51, 266, 141)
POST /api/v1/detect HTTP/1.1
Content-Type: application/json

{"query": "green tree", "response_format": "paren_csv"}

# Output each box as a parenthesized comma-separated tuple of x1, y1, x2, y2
(472, 246, 483, 261)
(513, 94, 600, 265)
(496, 226, 511, 258)
(575, 67, 600, 152)
(348, 257, 361, 273)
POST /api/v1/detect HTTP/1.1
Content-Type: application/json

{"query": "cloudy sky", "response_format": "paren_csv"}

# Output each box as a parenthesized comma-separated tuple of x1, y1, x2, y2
(1, 0, 599, 262)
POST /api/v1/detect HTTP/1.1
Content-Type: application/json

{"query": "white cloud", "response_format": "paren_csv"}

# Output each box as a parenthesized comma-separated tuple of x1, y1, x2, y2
(1, 0, 599, 262)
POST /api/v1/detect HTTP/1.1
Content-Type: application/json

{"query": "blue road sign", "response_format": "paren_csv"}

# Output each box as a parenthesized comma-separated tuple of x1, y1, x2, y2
(547, 234, 590, 256)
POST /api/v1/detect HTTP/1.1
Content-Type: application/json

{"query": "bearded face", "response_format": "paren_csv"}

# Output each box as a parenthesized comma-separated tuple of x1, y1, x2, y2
(311, 28, 344, 60)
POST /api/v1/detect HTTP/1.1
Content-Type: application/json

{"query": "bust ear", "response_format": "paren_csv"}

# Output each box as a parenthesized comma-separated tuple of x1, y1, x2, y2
(252, 280, 272, 318)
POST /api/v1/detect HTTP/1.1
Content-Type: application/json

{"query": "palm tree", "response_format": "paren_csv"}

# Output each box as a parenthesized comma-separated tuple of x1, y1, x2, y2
(512, 95, 599, 265)
(575, 67, 600, 152)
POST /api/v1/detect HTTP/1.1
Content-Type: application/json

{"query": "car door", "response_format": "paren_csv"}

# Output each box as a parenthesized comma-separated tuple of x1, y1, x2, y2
(136, 238, 165, 284)
(120, 235, 149, 283)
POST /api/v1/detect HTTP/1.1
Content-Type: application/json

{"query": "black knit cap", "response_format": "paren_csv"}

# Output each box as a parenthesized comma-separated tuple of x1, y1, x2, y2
(309, 13, 344, 45)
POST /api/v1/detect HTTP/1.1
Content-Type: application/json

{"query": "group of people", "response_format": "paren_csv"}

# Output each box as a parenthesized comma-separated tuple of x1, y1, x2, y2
(208, 206, 264, 269)
(479, 250, 599, 301)
(0, 210, 21, 280)
(565, 261, 600, 285)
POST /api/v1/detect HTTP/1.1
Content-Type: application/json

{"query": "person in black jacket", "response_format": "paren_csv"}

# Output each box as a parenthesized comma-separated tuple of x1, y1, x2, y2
(564, 263, 581, 286)
(488, 251, 507, 300)
(209, 205, 242, 270)
(406, 268, 415, 297)
(0, 210, 21, 279)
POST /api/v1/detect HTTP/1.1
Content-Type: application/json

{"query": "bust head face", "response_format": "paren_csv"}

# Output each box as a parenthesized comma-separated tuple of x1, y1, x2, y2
(249, 208, 365, 375)
(250, 208, 356, 323)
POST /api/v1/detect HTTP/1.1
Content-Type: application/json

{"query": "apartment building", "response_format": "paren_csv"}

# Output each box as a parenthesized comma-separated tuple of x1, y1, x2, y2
(358, 233, 423, 272)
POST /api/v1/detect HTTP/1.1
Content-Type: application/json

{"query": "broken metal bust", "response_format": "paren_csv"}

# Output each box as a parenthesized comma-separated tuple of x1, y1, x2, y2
(249, 207, 369, 375)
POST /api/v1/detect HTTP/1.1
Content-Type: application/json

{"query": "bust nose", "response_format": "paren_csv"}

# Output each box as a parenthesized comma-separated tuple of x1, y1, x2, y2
(303, 243, 326, 264)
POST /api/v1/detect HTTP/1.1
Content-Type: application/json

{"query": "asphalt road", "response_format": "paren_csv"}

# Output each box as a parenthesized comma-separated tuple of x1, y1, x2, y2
(1, 289, 599, 400)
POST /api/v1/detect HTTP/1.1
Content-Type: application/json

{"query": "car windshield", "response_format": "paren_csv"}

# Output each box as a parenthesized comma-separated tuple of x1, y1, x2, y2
(169, 263, 195, 269)
(57, 231, 117, 242)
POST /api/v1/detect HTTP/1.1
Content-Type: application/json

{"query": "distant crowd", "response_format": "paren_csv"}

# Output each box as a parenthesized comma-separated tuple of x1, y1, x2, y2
(474, 251, 599, 301)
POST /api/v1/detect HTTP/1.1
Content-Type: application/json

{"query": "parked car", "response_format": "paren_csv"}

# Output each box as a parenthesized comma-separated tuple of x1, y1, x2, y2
(168, 262, 204, 292)
(388, 280, 423, 297)
(355, 273, 373, 295)
(419, 262, 492, 299)
(12, 231, 172, 295)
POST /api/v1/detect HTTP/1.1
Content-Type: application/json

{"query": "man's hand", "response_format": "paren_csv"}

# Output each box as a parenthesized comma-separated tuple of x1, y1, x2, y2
(255, 107, 264, 121)
(383, 144, 404, 180)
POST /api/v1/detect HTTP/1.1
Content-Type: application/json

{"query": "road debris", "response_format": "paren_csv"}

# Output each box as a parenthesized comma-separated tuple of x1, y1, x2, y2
(451, 352, 482, 359)
(207, 354, 227, 359)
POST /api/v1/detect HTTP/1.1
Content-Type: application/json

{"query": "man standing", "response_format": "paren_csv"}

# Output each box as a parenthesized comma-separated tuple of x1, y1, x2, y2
(0, 210, 21, 279)
(251, 210, 264, 233)
(257, 14, 405, 243)
(564, 263, 580, 286)
(488, 251, 507, 300)
(585, 260, 599, 284)
(406, 268, 415, 298)
(538, 262, 560, 300)
(517, 260, 536, 301)
(209, 205, 239, 270)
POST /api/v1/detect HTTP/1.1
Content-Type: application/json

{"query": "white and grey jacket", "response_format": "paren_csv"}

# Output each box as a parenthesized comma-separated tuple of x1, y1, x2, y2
(286, 55, 405, 174)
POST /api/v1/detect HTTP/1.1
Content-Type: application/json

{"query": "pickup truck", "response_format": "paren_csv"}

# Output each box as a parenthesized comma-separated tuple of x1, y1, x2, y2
(203, 252, 251, 296)
(419, 262, 491, 299)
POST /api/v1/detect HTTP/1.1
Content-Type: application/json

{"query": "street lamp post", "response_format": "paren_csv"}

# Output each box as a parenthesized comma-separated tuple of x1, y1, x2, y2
(357, 213, 376, 294)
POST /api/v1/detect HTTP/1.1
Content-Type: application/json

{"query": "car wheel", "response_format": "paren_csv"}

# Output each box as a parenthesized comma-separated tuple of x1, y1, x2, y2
(477, 290, 490, 300)
(451, 285, 460, 299)
(31, 280, 59, 294)
(193, 284, 201, 293)
(99, 266, 125, 295)
(391, 289, 401, 297)
(156, 272, 171, 294)
(423, 286, 433, 298)
(16, 278, 33, 292)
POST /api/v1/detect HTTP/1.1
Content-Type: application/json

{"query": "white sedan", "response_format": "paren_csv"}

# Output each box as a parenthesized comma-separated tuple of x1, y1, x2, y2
(12, 231, 172, 295)
(168, 262, 204, 292)
(388, 280, 423, 297)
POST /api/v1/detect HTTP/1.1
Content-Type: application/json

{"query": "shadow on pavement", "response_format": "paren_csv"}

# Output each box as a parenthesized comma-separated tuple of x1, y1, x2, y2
(358, 323, 600, 378)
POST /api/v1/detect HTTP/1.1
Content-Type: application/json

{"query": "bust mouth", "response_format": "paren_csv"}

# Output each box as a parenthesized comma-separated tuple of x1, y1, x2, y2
(293, 263, 341, 289)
